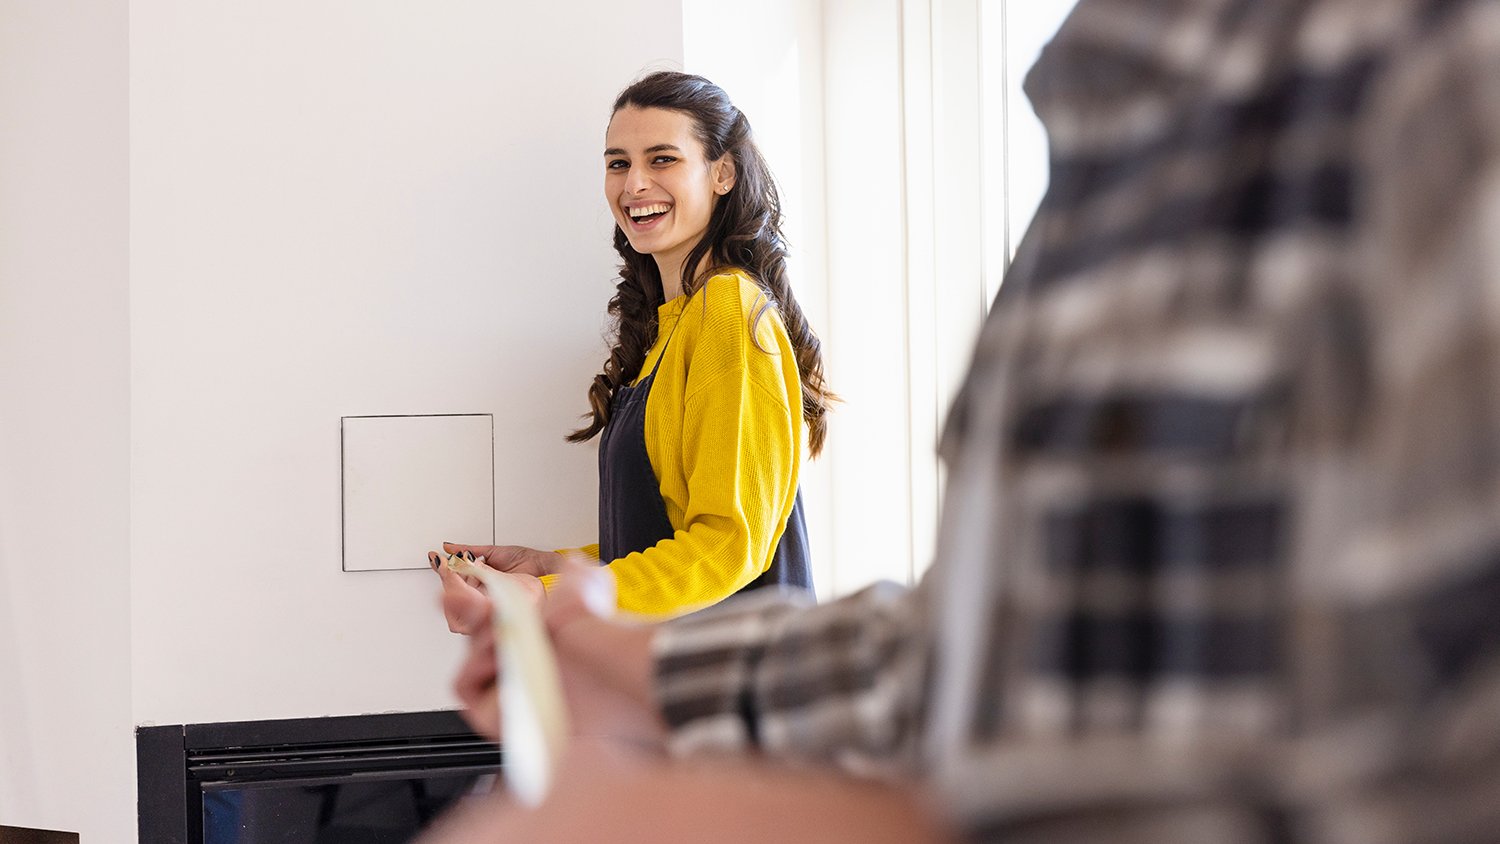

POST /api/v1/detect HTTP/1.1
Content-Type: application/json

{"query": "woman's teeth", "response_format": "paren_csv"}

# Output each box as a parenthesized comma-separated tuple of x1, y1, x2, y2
(629, 203, 670, 222)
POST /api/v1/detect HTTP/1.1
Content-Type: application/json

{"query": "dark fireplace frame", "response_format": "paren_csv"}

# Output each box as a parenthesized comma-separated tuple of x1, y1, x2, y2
(136, 710, 501, 844)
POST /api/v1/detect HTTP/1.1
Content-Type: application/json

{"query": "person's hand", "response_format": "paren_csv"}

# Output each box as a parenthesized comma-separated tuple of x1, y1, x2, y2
(430, 551, 544, 636)
(441, 541, 562, 577)
(452, 622, 503, 741)
(452, 556, 665, 746)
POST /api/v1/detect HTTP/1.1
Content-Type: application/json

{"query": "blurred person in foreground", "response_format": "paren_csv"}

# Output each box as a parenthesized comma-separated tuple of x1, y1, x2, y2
(420, 0, 1500, 841)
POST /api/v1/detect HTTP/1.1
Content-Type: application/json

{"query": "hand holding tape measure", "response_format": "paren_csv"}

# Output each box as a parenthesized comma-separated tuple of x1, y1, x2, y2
(444, 551, 568, 808)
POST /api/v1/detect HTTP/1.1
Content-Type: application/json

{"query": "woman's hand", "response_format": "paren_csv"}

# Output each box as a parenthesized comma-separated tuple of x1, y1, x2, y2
(441, 541, 562, 577)
(430, 551, 545, 635)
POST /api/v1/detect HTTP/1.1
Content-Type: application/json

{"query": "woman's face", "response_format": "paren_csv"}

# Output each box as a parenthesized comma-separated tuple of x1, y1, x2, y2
(604, 106, 733, 286)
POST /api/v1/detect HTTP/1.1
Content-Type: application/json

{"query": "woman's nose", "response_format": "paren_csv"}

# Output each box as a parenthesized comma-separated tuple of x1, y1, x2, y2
(624, 168, 652, 195)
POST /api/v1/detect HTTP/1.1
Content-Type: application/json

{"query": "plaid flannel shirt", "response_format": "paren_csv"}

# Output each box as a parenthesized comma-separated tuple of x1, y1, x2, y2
(653, 0, 1500, 840)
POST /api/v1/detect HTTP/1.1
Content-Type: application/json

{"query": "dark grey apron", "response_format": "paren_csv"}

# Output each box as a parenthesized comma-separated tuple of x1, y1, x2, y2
(597, 325, 813, 597)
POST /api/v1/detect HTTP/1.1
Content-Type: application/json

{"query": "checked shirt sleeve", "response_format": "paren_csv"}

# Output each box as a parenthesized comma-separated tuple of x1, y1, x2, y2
(651, 580, 933, 776)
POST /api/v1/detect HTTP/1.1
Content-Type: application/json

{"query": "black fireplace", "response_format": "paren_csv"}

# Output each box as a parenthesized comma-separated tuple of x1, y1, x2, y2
(137, 710, 501, 844)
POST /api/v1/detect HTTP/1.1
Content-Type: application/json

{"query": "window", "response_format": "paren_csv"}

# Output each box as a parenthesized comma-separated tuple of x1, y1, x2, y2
(980, 0, 1080, 301)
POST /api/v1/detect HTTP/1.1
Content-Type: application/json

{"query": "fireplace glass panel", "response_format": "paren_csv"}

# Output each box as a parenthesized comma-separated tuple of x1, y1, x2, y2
(201, 769, 492, 844)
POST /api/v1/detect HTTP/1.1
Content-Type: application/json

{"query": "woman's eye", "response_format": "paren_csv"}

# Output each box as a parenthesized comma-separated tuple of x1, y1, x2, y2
(606, 160, 627, 170)
(652, 155, 677, 166)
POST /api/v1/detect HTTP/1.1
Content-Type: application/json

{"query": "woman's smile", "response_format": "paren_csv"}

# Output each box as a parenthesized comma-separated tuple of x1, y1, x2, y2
(624, 201, 673, 231)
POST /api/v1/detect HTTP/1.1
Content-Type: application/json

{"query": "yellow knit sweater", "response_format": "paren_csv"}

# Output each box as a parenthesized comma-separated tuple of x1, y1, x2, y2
(548, 270, 805, 619)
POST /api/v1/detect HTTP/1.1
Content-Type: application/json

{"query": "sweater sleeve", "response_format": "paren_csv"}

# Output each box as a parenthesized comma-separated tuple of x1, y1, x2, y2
(537, 544, 600, 593)
(607, 284, 802, 619)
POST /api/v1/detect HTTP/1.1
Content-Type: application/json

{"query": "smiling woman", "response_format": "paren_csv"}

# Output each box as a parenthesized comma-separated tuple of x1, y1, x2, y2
(434, 71, 834, 623)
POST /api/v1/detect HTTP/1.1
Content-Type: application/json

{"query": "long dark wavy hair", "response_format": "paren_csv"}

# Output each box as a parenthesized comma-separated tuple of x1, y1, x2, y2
(567, 71, 834, 456)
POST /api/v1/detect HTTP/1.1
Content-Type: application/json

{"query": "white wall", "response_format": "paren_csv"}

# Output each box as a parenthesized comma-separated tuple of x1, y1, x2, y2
(129, 0, 684, 727)
(0, 2, 133, 841)
(819, 0, 919, 593)
(6, 1, 684, 840)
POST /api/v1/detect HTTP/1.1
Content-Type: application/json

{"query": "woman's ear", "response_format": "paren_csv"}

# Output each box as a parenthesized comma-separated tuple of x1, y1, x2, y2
(713, 154, 737, 195)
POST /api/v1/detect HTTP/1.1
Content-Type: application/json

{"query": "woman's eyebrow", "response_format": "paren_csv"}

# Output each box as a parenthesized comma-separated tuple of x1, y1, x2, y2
(602, 144, 684, 157)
